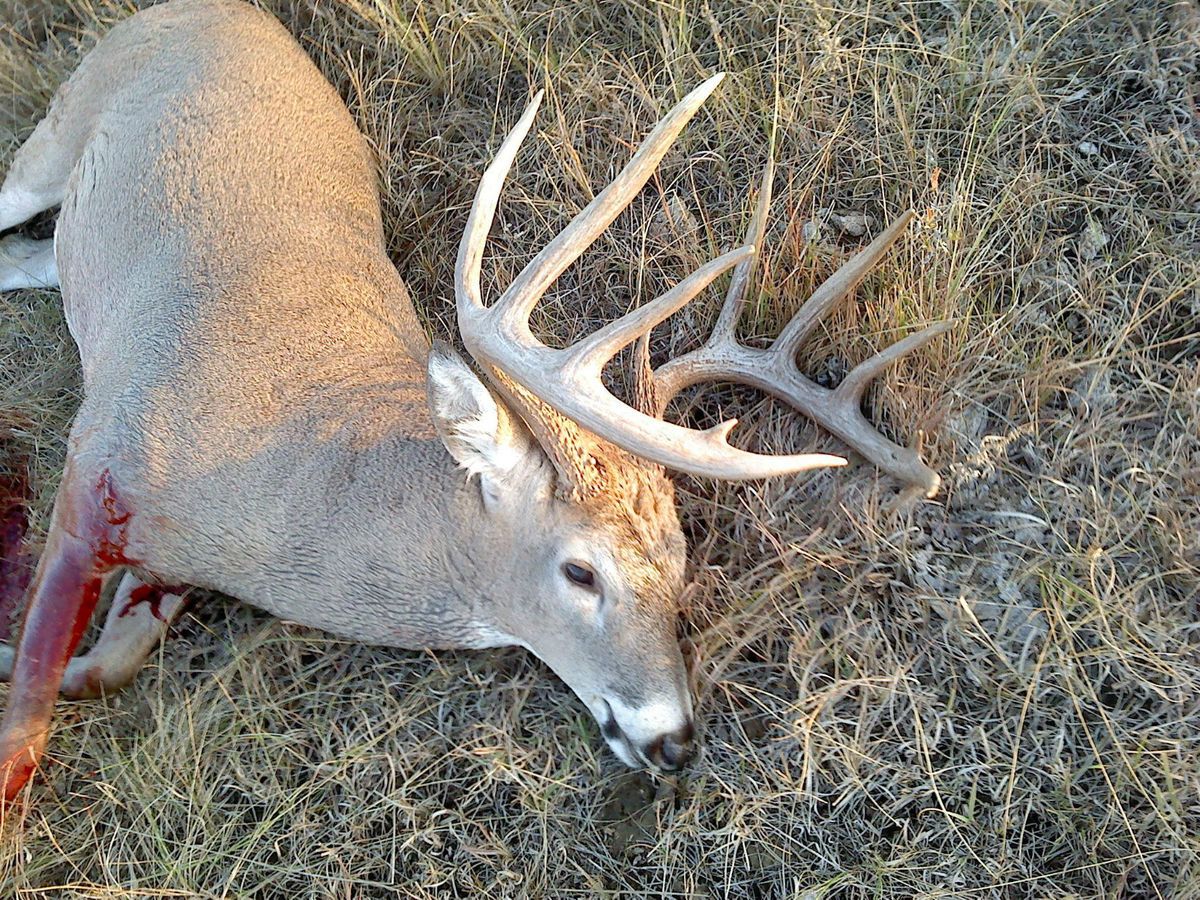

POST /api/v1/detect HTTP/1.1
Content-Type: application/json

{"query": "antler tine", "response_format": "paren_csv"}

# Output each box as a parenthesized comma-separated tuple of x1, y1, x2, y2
(710, 154, 776, 343)
(835, 321, 953, 404)
(455, 90, 545, 317)
(651, 185, 945, 497)
(772, 210, 914, 363)
(488, 73, 726, 339)
(650, 158, 776, 413)
(455, 76, 849, 481)
(569, 245, 754, 376)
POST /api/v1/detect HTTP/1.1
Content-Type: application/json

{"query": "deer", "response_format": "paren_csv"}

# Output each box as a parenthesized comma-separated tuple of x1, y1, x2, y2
(0, 0, 947, 802)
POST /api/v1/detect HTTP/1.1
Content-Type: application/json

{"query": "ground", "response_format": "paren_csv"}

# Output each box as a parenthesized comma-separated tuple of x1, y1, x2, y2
(0, 0, 1197, 897)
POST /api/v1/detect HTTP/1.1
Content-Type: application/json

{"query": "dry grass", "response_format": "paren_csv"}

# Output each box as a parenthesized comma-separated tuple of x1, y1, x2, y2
(1, 0, 1198, 896)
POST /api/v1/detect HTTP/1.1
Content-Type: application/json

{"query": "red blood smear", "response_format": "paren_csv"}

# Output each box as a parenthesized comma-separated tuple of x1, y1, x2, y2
(0, 470, 33, 643)
(0, 467, 137, 801)
(118, 583, 181, 622)
(91, 469, 136, 568)
(0, 533, 101, 802)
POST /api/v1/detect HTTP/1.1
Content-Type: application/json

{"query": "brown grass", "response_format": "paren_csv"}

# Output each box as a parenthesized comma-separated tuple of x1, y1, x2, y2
(1, 0, 1198, 896)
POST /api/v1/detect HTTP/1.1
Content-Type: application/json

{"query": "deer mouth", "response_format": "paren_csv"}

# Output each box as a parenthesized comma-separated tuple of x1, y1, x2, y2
(598, 699, 652, 769)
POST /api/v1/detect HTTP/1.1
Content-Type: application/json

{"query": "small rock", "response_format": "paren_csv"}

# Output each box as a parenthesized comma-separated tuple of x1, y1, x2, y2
(648, 193, 700, 251)
(1069, 366, 1115, 417)
(1077, 140, 1099, 156)
(945, 404, 989, 456)
(814, 355, 848, 389)
(1077, 216, 1108, 261)
(832, 212, 871, 236)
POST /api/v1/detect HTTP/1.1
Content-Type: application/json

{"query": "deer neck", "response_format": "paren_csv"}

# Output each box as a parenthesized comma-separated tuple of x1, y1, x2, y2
(255, 401, 520, 652)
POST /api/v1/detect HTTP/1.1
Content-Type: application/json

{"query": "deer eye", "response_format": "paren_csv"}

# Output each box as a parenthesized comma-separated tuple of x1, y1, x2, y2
(563, 562, 596, 589)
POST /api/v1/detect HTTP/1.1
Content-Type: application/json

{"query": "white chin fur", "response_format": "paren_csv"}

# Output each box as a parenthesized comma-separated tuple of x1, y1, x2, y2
(605, 696, 690, 746)
(605, 734, 642, 768)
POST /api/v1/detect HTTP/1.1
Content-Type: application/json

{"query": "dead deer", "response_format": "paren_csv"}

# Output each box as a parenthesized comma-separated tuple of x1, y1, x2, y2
(0, 0, 946, 801)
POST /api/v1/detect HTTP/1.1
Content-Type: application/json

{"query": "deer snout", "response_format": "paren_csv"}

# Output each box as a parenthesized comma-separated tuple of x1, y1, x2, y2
(644, 719, 695, 771)
(598, 695, 695, 771)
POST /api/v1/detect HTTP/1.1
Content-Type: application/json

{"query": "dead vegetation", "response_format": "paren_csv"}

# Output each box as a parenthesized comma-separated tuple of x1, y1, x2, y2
(1, 0, 1198, 896)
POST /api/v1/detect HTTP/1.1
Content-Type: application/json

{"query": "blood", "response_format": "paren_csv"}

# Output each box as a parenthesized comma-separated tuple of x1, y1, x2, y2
(0, 533, 101, 802)
(0, 467, 33, 643)
(118, 583, 184, 622)
(89, 469, 137, 569)
(0, 466, 139, 801)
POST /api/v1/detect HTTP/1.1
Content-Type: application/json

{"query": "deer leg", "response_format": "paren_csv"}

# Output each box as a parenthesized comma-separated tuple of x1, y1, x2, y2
(0, 88, 86, 232)
(0, 131, 71, 233)
(0, 235, 57, 291)
(0, 571, 189, 700)
(0, 465, 132, 802)
(61, 572, 188, 699)
(0, 526, 102, 801)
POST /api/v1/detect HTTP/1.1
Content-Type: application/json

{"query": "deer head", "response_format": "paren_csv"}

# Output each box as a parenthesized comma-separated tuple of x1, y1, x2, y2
(430, 74, 946, 770)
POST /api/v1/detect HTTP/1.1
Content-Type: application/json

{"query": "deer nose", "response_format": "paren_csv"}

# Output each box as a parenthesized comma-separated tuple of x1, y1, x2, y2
(645, 720, 695, 771)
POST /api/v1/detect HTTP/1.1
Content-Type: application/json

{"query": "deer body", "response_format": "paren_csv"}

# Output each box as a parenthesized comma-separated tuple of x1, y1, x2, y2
(0, 0, 944, 802)
(0, 0, 694, 797)
(13, 0, 507, 645)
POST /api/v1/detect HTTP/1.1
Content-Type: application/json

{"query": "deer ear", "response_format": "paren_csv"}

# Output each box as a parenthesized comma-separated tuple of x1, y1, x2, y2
(426, 343, 534, 502)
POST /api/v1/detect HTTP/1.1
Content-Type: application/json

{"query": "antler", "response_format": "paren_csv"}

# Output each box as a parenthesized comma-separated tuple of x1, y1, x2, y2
(649, 160, 949, 497)
(455, 75, 846, 481)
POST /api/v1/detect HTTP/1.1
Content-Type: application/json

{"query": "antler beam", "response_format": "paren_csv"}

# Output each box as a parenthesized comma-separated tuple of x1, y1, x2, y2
(455, 75, 847, 480)
(456, 76, 946, 491)
(650, 168, 948, 497)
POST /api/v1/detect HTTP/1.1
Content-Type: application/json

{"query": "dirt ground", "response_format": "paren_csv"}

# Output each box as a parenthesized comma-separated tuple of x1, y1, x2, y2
(0, 0, 1197, 897)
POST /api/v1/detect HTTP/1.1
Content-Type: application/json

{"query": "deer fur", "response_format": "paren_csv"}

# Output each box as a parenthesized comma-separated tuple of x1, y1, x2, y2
(0, 0, 694, 800)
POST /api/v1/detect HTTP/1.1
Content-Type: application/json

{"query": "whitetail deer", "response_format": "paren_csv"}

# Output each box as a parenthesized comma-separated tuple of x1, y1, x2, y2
(0, 0, 946, 801)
